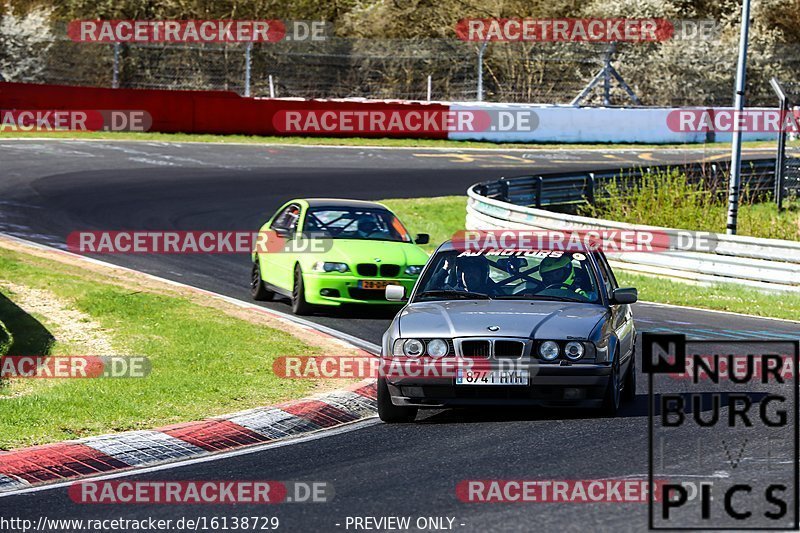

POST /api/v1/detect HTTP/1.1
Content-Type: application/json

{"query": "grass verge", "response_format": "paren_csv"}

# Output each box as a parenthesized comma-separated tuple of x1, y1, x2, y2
(614, 272, 800, 322)
(380, 196, 467, 253)
(0, 130, 793, 151)
(385, 195, 800, 322)
(0, 245, 334, 450)
(580, 168, 800, 241)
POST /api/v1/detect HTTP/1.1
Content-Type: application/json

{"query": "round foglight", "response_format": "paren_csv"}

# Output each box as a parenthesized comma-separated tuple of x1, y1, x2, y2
(403, 339, 424, 357)
(539, 341, 560, 361)
(565, 341, 585, 361)
(427, 339, 449, 358)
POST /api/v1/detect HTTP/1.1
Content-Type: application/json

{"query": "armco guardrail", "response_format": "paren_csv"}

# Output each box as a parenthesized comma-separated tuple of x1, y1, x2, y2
(472, 159, 795, 209)
(467, 179, 800, 292)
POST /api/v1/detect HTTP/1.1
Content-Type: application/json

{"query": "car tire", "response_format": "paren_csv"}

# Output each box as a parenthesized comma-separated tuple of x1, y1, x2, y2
(601, 359, 622, 416)
(250, 259, 274, 301)
(377, 377, 417, 423)
(622, 353, 636, 403)
(292, 264, 313, 315)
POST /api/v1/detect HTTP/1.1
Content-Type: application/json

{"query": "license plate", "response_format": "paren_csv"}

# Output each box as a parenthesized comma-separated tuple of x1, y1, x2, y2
(359, 280, 391, 290)
(456, 370, 529, 386)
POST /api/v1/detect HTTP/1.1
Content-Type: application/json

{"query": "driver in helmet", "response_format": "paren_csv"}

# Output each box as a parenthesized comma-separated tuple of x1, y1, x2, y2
(538, 255, 589, 298)
(437, 254, 496, 295)
(356, 216, 378, 238)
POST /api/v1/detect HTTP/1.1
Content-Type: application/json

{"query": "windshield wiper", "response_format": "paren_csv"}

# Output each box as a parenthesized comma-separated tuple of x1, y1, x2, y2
(494, 294, 587, 303)
(417, 289, 493, 300)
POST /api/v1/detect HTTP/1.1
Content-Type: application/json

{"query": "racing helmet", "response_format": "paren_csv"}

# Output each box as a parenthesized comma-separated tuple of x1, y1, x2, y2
(453, 254, 489, 284)
(356, 215, 377, 235)
(539, 254, 575, 287)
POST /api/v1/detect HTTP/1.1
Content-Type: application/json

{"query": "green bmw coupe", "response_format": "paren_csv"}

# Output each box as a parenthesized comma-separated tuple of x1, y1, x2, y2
(250, 198, 430, 315)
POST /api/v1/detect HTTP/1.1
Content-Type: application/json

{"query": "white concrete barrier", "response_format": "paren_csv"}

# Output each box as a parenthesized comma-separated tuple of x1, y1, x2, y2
(449, 104, 777, 144)
(467, 185, 800, 291)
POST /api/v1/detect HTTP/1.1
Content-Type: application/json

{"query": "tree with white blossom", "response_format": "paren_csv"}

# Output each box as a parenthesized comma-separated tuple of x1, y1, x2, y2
(0, 2, 55, 82)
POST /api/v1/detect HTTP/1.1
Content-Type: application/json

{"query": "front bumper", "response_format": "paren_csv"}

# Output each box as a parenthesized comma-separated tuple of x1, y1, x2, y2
(385, 363, 613, 408)
(303, 273, 417, 306)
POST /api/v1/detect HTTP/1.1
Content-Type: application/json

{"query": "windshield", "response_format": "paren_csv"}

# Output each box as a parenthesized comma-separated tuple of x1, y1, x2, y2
(303, 207, 412, 242)
(413, 249, 600, 303)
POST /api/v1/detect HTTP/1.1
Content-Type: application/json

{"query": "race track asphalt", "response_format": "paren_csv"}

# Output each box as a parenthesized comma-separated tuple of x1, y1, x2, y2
(0, 140, 797, 532)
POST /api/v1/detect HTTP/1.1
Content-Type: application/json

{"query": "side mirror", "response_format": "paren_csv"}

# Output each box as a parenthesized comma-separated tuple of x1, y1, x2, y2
(385, 284, 407, 302)
(415, 233, 430, 245)
(612, 288, 638, 305)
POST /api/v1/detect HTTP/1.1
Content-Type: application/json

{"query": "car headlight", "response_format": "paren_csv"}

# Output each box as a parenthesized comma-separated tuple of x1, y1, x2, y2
(312, 261, 349, 273)
(404, 265, 423, 276)
(565, 341, 585, 361)
(426, 339, 448, 358)
(539, 341, 560, 361)
(403, 339, 424, 357)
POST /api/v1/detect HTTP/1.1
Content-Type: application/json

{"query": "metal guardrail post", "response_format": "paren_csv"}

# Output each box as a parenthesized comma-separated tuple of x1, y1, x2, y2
(708, 163, 722, 198)
(587, 174, 596, 205)
(476, 42, 488, 102)
(499, 178, 509, 201)
(770, 78, 789, 211)
(535, 177, 543, 208)
(603, 48, 611, 107)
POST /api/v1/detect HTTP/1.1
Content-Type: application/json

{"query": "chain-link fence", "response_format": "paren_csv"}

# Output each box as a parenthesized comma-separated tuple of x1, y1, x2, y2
(4, 28, 800, 106)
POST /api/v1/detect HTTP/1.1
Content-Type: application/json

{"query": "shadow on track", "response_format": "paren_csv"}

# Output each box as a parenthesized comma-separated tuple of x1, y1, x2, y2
(412, 390, 773, 425)
(413, 394, 651, 425)
(269, 294, 402, 320)
(0, 291, 56, 391)
(0, 292, 55, 357)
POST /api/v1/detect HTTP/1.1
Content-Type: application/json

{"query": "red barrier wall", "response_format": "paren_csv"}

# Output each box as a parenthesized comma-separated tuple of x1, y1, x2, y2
(0, 82, 450, 138)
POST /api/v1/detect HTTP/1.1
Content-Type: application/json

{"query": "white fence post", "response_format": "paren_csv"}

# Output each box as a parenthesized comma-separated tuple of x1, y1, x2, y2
(112, 42, 120, 89)
(427, 75, 432, 102)
(244, 42, 252, 97)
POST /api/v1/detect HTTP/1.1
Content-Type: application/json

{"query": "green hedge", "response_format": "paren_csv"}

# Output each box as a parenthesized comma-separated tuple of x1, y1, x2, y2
(0, 319, 11, 356)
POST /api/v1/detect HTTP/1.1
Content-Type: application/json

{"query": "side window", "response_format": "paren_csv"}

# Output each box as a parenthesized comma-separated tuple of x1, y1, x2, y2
(595, 252, 618, 297)
(271, 206, 292, 230)
(285, 205, 300, 233)
(272, 204, 300, 233)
